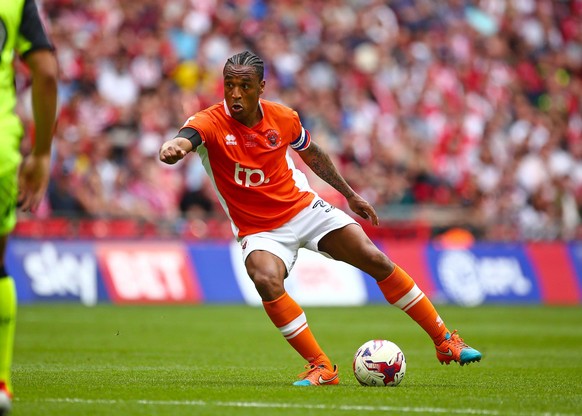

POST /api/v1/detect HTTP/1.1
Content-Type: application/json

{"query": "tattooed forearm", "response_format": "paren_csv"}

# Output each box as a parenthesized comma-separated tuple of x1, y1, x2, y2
(300, 143, 355, 198)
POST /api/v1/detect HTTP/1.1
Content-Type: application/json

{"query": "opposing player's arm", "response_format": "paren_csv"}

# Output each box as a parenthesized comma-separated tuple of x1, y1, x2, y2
(297, 141, 379, 225)
(159, 127, 200, 165)
(24, 49, 58, 156)
(18, 45, 58, 212)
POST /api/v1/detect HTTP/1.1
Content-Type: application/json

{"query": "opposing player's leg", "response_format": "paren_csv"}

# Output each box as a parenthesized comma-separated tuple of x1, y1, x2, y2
(0, 265, 16, 390)
(0, 264, 15, 416)
(318, 223, 481, 365)
(245, 248, 338, 385)
(0, 170, 18, 414)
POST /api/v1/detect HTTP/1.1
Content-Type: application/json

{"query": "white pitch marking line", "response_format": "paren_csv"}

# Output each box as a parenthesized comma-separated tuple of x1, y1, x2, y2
(23, 398, 574, 416)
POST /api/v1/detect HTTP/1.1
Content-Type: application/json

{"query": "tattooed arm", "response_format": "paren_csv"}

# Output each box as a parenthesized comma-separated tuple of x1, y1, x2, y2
(298, 141, 379, 225)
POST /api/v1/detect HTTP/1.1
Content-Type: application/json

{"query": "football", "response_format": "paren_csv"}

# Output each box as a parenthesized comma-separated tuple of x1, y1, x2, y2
(353, 339, 406, 387)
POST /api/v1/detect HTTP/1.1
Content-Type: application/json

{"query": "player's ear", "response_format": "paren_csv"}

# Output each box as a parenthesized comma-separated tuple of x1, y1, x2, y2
(259, 80, 265, 95)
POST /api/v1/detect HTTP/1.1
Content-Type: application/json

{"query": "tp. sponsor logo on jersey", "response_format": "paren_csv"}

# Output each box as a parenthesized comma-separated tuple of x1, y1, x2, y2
(234, 163, 270, 187)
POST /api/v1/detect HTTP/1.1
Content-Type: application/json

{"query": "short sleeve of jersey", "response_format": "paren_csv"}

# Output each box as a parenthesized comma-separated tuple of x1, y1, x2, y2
(180, 109, 216, 144)
(16, 0, 54, 57)
(289, 110, 311, 151)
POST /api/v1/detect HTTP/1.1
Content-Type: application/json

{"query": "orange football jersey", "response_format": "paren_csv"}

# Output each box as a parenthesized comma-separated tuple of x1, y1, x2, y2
(181, 99, 316, 238)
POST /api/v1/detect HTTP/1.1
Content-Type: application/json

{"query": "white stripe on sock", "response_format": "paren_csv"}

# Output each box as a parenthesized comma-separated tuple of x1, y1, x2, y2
(392, 284, 425, 312)
(278, 312, 308, 340)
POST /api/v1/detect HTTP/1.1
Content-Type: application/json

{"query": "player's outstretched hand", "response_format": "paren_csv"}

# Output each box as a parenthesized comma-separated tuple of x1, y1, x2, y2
(159, 138, 191, 165)
(347, 193, 379, 226)
(18, 153, 50, 212)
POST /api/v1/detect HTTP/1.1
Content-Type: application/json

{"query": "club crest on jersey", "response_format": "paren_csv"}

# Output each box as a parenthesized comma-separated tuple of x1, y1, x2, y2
(265, 129, 281, 147)
(225, 134, 238, 146)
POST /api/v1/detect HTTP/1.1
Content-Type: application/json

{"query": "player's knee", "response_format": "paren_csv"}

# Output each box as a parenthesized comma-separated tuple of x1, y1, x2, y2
(365, 249, 395, 280)
(251, 273, 284, 300)
(251, 270, 281, 289)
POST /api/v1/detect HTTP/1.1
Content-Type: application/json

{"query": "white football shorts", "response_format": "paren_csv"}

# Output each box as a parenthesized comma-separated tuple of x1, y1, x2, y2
(240, 197, 358, 274)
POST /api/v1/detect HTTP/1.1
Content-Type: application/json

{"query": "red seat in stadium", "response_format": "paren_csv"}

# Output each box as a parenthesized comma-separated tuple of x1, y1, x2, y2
(41, 217, 73, 238)
(13, 217, 72, 239)
(107, 219, 141, 238)
(77, 219, 141, 239)
(12, 218, 43, 238)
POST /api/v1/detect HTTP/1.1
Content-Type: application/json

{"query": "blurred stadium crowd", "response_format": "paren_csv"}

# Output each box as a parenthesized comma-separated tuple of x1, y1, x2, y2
(14, 0, 582, 241)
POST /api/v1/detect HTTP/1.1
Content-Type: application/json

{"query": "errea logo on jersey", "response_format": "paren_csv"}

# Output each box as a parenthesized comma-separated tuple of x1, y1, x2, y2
(225, 134, 237, 145)
(234, 163, 270, 187)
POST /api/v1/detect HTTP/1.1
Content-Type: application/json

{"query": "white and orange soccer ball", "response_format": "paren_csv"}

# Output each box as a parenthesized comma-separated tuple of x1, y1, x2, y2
(353, 339, 406, 387)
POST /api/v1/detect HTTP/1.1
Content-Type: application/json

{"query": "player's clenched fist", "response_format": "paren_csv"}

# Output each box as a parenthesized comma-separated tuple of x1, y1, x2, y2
(159, 138, 193, 164)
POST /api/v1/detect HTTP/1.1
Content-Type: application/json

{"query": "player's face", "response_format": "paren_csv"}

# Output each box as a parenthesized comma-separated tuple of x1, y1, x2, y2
(223, 65, 265, 127)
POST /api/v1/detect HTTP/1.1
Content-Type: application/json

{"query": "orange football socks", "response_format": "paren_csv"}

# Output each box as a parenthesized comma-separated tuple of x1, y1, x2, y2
(263, 291, 332, 368)
(378, 265, 448, 345)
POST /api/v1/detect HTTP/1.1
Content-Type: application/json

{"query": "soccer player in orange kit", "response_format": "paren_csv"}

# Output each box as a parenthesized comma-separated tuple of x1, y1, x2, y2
(159, 51, 481, 386)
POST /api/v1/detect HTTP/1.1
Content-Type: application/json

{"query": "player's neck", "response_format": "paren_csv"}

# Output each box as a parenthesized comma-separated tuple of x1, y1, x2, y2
(240, 106, 263, 128)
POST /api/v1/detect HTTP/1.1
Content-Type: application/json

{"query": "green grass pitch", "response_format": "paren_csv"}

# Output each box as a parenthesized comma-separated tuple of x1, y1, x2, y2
(12, 303, 582, 415)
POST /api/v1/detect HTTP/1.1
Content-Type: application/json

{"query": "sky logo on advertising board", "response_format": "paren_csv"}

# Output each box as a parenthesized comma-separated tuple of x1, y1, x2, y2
(436, 250, 533, 306)
(97, 244, 201, 303)
(23, 243, 97, 306)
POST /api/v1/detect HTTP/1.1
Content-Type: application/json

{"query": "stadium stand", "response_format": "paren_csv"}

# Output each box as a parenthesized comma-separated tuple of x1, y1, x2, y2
(13, 0, 582, 241)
